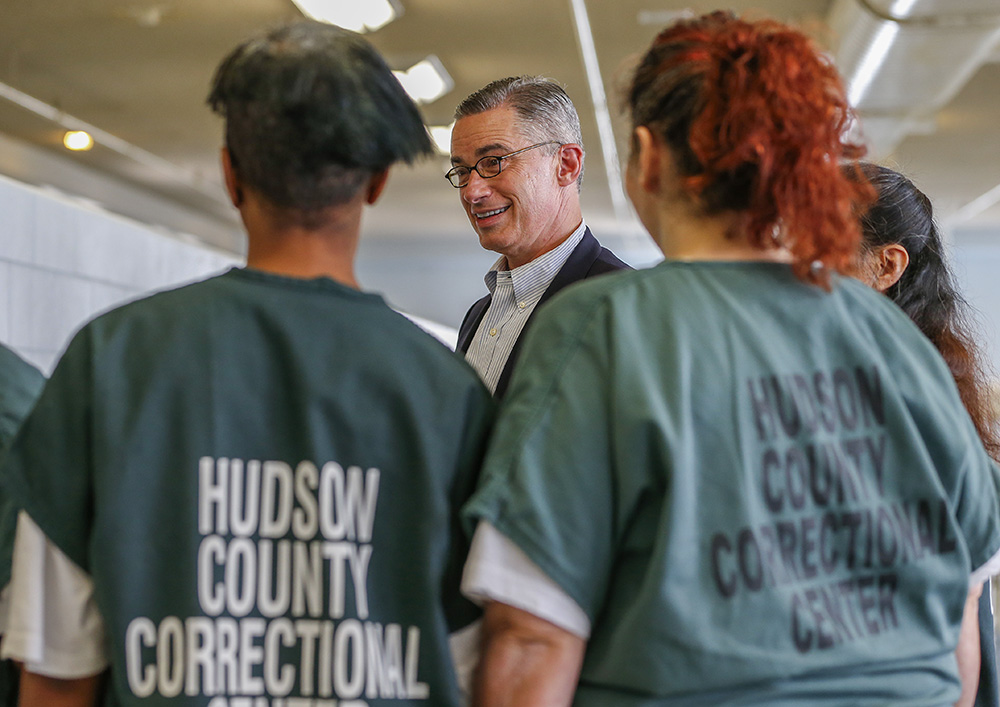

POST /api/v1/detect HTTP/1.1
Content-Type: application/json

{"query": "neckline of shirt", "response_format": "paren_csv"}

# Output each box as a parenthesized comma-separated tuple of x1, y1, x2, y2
(228, 266, 386, 303)
(485, 221, 587, 302)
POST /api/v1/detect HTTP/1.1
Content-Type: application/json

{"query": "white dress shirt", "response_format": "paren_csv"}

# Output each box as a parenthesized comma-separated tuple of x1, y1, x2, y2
(465, 221, 586, 392)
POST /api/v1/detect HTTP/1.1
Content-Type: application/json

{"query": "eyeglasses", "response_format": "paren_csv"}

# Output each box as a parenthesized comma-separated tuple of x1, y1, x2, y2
(445, 141, 561, 188)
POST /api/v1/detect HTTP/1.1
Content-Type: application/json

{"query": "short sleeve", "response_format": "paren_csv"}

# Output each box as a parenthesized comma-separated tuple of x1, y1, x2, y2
(0, 347, 45, 590)
(463, 296, 620, 621)
(462, 521, 591, 637)
(886, 322, 1000, 582)
(1, 511, 107, 678)
(905, 352, 1000, 579)
(956, 452, 1000, 583)
(0, 328, 94, 572)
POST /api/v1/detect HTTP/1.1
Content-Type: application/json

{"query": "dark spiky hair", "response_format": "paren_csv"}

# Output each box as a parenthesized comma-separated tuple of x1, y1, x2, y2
(208, 21, 432, 213)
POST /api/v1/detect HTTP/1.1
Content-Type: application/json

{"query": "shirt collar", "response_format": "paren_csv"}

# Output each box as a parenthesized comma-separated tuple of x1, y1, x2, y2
(484, 220, 587, 301)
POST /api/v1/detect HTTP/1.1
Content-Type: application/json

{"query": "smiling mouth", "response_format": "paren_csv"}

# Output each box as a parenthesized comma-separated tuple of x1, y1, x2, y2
(475, 206, 510, 220)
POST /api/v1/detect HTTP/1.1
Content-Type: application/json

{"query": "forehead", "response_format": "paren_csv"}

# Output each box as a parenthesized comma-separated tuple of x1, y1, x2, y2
(450, 105, 531, 161)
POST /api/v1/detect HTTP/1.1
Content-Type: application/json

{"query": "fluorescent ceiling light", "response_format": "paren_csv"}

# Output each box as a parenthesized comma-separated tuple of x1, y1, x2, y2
(847, 0, 920, 106)
(290, 0, 401, 33)
(393, 56, 453, 105)
(568, 0, 632, 229)
(63, 130, 94, 151)
(428, 123, 454, 154)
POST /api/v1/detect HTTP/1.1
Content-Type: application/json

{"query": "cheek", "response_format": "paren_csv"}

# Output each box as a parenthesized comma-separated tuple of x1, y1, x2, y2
(625, 171, 650, 224)
(625, 168, 638, 204)
(625, 157, 647, 202)
(844, 252, 878, 283)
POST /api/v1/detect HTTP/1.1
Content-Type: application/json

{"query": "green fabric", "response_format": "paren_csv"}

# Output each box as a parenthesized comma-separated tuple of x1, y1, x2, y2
(0, 344, 44, 451)
(0, 345, 45, 587)
(465, 261, 1000, 706)
(0, 344, 44, 707)
(0, 343, 44, 588)
(1, 267, 494, 707)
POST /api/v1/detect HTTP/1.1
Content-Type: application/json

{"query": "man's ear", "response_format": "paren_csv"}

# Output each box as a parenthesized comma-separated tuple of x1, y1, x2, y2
(555, 144, 584, 187)
(873, 243, 910, 292)
(221, 148, 244, 207)
(365, 169, 390, 205)
(633, 126, 661, 194)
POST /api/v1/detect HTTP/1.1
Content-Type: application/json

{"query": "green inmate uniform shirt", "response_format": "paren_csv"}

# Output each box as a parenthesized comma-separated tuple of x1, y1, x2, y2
(465, 261, 1000, 707)
(0, 267, 495, 707)
(0, 344, 44, 707)
(0, 343, 45, 587)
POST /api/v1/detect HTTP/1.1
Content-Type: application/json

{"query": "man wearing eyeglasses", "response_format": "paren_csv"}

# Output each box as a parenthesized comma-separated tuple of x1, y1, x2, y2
(448, 76, 629, 398)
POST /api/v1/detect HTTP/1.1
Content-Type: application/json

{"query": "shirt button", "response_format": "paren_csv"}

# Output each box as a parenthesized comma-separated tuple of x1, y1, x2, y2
(489, 328, 498, 337)
(518, 302, 527, 309)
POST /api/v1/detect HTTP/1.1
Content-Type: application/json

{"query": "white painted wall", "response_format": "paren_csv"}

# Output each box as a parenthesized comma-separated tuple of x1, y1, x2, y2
(355, 231, 661, 331)
(4, 163, 997, 386)
(951, 230, 1000, 382)
(0, 174, 236, 374)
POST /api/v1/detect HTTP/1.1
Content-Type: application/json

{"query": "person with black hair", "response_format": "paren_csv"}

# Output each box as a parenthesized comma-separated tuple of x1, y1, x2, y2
(850, 162, 1000, 707)
(0, 22, 493, 707)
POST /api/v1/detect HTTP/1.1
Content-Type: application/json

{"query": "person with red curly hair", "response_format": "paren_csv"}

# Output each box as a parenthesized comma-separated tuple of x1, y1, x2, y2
(460, 11, 1000, 706)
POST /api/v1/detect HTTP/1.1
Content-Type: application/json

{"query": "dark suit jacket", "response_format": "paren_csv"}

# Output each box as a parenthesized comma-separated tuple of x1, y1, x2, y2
(976, 582, 998, 707)
(457, 227, 630, 398)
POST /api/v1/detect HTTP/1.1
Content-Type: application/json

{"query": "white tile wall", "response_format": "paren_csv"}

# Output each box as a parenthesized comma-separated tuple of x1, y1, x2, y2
(0, 186, 36, 264)
(0, 261, 9, 343)
(0, 173, 238, 374)
(952, 242, 1000, 379)
(8, 265, 92, 353)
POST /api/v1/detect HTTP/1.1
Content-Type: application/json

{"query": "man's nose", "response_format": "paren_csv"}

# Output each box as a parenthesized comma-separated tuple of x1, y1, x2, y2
(462, 171, 491, 203)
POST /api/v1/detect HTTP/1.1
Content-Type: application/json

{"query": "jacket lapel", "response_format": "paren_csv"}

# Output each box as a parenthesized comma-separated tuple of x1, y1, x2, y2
(456, 295, 491, 354)
(493, 229, 602, 397)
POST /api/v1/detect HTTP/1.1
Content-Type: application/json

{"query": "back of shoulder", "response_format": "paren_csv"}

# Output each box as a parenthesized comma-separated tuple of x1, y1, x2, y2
(88, 270, 233, 333)
(84, 270, 489, 399)
(834, 276, 943, 362)
(392, 314, 494, 405)
(830, 277, 970, 425)
(530, 265, 649, 345)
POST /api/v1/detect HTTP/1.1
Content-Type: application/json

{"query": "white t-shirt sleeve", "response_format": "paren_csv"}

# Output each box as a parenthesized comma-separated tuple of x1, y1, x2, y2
(461, 521, 591, 639)
(1, 511, 108, 678)
(449, 619, 479, 707)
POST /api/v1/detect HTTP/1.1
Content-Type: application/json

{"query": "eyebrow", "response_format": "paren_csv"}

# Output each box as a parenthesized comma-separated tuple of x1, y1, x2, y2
(450, 142, 511, 166)
(475, 142, 510, 157)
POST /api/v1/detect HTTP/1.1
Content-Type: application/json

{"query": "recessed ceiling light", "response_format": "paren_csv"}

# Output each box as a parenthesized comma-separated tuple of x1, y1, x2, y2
(290, 0, 402, 33)
(125, 5, 167, 28)
(63, 130, 94, 151)
(393, 56, 453, 105)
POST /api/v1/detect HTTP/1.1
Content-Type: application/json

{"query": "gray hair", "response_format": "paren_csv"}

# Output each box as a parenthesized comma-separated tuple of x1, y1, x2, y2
(454, 76, 584, 187)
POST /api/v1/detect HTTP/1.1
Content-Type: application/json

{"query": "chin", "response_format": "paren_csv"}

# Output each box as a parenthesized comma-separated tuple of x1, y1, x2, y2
(478, 236, 504, 255)
(476, 228, 505, 252)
